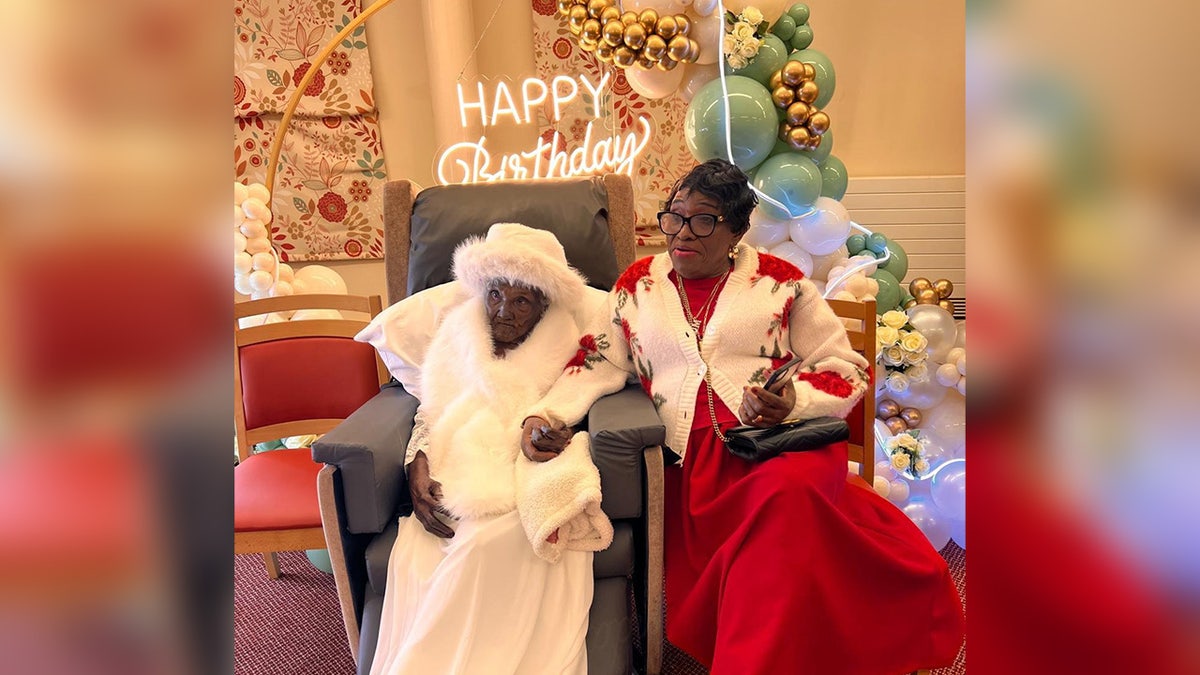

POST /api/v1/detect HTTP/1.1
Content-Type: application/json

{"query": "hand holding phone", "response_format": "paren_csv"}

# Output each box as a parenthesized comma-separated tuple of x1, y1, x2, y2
(762, 355, 804, 393)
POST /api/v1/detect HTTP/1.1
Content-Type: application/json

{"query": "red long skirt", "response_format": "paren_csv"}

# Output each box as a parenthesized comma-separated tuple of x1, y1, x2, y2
(663, 386, 964, 674)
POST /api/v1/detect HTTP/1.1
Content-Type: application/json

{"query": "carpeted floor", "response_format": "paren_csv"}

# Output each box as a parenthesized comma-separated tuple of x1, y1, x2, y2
(235, 543, 966, 674)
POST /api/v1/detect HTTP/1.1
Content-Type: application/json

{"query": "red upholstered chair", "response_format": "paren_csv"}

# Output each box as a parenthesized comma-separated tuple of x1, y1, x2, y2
(234, 293, 389, 578)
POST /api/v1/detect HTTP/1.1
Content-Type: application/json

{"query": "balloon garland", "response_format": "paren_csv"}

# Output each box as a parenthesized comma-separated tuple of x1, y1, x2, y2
(768, 60, 830, 151)
(905, 277, 956, 314)
(556, 0, 701, 70)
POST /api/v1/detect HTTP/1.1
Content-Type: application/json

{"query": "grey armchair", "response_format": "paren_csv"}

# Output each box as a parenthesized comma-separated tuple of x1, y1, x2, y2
(312, 175, 667, 675)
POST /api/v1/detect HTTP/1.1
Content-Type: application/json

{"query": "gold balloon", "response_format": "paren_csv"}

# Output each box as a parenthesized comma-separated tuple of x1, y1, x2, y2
(620, 10, 638, 25)
(594, 40, 615, 62)
(778, 122, 791, 142)
(578, 34, 599, 51)
(638, 8, 660, 32)
(797, 79, 819, 104)
(600, 5, 621, 23)
(635, 55, 656, 70)
(656, 15, 679, 40)
(916, 288, 939, 305)
(622, 22, 647, 49)
(781, 61, 806, 87)
(683, 38, 700, 63)
(656, 56, 679, 71)
(586, 0, 608, 19)
(786, 101, 810, 126)
(899, 407, 923, 428)
(556, 0, 573, 16)
(582, 18, 603, 42)
(903, 299, 918, 310)
(807, 134, 822, 150)
(613, 45, 636, 68)
(568, 5, 589, 31)
(808, 110, 830, 135)
(771, 86, 795, 109)
(786, 125, 812, 150)
(885, 416, 908, 435)
(675, 14, 691, 36)
(802, 62, 816, 79)
(642, 34, 667, 60)
(666, 34, 690, 61)
(602, 19, 625, 46)
(877, 398, 900, 419)
(934, 279, 954, 299)
(769, 70, 784, 91)
(908, 277, 932, 297)
(939, 299, 957, 315)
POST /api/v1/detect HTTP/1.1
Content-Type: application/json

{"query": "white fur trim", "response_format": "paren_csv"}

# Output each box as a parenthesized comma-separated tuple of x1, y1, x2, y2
(453, 223, 587, 309)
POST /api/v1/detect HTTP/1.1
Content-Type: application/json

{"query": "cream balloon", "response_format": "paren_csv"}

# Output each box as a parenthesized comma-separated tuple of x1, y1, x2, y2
(678, 63, 720, 102)
(690, 0, 719, 17)
(250, 251, 276, 272)
(889, 372, 948, 410)
(277, 263, 295, 283)
(935, 362, 961, 387)
(844, 273, 868, 296)
(956, 352, 966, 376)
(906, 304, 958, 362)
(810, 246, 847, 280)
(744, 208, 791, 248)
(955, 377, 966, 397)
(847, 254, 878, 277)
(955, 320, 966, 348)
(687, 9, 722, 63)
(945, 347, 965, 366)
(241, 197, 272, 224)
(248, 270, 274, 293)
(790, 197, 851, 256)
(234, 252, 253, 276)
(769, 241, 813, 277)
(234, 274, 254, 296)
(234, 231, 247, 254)
(244, 237, 272, 255)
(291, 308, 344, 321)
(269, 281, 294, 297)
(872, 476, 891, 499)
(246, 182, 270, 204)
(922, 391, 965, 457)
(874, 460, 896, 480)
(887, 479, 910, 505)
(233, 203, 246, 227)
(626, 63, 685, 99)
(294, 264, 349, 295)
(234, 182, 249, 205)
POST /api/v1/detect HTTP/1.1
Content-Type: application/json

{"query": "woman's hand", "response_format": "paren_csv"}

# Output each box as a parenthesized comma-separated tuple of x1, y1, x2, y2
(407, 451, 455, 538)
(739, 378, 797, 427)
(521, 416, 571, 462)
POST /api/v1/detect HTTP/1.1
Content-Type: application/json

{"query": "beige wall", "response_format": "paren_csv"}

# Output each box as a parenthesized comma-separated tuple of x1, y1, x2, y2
(303, 0, 964, 299)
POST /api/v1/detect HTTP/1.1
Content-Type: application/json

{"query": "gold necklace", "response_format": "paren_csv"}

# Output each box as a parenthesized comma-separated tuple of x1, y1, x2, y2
(674, 269, 731, 442)
(675, 269, 728, 337)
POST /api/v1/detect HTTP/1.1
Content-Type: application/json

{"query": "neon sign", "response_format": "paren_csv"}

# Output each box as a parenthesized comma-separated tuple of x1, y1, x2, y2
(435, 73, 653, 185)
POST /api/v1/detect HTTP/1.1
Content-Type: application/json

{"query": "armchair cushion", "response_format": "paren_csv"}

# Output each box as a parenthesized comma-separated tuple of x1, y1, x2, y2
(234, 448, 322, 531)
(311, 384, 419, 534)
(588, 383, 667, 521)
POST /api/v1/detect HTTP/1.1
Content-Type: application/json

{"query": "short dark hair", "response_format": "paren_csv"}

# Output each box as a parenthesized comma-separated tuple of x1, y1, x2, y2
(665, 159, 758, 235)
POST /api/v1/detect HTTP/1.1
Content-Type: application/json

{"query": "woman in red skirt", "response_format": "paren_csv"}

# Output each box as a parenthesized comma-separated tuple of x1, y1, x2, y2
(524, 159, 963, 673)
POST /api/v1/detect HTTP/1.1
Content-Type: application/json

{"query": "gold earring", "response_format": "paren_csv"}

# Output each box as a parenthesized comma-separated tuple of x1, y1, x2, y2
(729, 244, 740, 261)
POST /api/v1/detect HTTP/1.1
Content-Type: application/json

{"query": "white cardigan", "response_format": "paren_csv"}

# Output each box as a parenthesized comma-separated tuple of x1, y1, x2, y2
(530, 248, 869, 459)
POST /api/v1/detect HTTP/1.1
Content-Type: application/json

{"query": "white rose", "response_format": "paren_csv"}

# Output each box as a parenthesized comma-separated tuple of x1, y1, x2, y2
(905, 349, 928, 366)
(876, 326, 900, 347)
(901, 331, 928, 353)
(881, 310, 908, 329)
(886, 372, 910, 393)
(737, 37, 761, 58)
(727, 53, 748, 70)
(741, 6, 764, 27)
(732, 22, 755, 41)
(722, 33, 737, 55)
(890, 453, 911, 471)
(906, 363, 929, 382)
(897, 434, 920, 451)
(883, 346, 904, 366)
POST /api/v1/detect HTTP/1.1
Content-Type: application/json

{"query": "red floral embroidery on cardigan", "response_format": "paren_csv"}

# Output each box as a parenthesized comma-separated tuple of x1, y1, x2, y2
(620, 318, 632, 342)
(754, 253, 805, 283)
(564, 333, 609, 373)
(614, 257, 653, 296)
(638, 373, 653, 395)
(767, 296, 794, 338)
(796, 371, 855, 398)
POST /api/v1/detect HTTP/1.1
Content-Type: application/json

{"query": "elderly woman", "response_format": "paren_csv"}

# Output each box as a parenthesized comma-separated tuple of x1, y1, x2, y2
(370, 223, 609, 675)
(523, 160, 964, 674)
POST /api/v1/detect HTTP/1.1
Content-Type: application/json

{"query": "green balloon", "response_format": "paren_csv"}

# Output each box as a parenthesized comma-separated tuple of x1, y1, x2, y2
(881, 238, 909, 281)
(725, 34, 789, 88)
(789, 48, 836, 108)
(769, 137, 792, 157)
(305, 549, 333, 574)
(818, 154, 848, 200)
(255, 439, 286, 452)
(752, 152, 823, 220)
(685, 76, 779, 172)
(788, 3, 811, 25)
(789, 23, 813, 51)
(871, 269, 901, 313)
(866, 232, 889, 254)
(846, 233, 867, 254)
(793, 126, 833, 164)
(772, 13, 796, 41)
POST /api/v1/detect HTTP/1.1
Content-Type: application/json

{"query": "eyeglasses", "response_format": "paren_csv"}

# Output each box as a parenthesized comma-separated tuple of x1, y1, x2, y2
(657, 211, 725, 237)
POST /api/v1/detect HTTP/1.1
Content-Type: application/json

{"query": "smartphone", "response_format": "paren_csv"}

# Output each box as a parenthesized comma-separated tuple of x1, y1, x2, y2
(762, 355, 804, 393)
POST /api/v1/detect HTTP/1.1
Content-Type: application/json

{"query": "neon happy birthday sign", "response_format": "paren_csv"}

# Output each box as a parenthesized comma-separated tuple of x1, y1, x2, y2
(435, 73, 652, 185)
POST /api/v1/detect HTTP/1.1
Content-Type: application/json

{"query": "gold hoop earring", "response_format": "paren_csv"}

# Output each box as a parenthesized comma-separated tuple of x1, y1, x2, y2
(729, 244, 740, 261)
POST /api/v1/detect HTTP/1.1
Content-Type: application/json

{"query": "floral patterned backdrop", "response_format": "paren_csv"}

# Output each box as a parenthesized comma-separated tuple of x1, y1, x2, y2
(530, 1, 696, 248)
(234, 0, 384, 261)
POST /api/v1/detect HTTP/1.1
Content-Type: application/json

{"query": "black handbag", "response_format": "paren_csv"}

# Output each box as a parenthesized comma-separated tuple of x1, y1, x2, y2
(724, 416, 850, 463)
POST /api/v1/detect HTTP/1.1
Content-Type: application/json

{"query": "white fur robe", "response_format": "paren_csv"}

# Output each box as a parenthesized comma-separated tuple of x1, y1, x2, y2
(369, 298, 609, 675)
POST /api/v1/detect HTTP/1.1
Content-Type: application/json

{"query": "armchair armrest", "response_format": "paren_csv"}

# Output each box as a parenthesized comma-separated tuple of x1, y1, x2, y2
(312, 382, 419, 534)
(588, 383, 666, 520)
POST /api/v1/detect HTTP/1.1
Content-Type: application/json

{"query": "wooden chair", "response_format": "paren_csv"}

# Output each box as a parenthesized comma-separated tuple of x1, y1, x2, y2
(826, 299, 878, 487)
(234, 293, 388, 578)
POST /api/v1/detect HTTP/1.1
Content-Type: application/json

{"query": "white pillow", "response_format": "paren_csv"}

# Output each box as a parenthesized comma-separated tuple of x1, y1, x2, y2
(356, 282, 610, 400)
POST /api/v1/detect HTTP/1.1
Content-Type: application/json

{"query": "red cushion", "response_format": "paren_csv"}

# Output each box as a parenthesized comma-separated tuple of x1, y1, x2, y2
(234, 449, 322, 531)
(239, 337, 379, 430)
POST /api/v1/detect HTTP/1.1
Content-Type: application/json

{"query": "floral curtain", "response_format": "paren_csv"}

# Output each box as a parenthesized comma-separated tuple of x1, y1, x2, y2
(529, 1, 696, 248)
(234, 0, 385, 261)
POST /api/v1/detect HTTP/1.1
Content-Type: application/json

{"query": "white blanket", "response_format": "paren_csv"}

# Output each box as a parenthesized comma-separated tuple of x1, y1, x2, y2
(516, 431, 613, 563)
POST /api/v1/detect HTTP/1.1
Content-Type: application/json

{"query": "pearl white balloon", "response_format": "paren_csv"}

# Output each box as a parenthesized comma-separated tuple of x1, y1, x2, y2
(269, 280, 294, 297)
(935, 362, 961, 387)
(768, 241, 813, 277)
(949, 516, 966, 549)
(291, 278, 310, 295)
(241, 197, 272, 224)
(246, 182, 270, 204)
(745, 209, 791, 248)
(844, 273, 868, 296)
(291, 308, 343, 321)
(833, 290, 856, 302)
(790, 197, 851, 256)
(826, 266, 847, 284)
(248, 270, 274, 292)
(872, 476, 891, 498)
(906, 304, 958, 362)
(294, 264, 348, 295)
(874, 460, 896, 480)
(955, 320, 966, 348)
(240, 218, 267, 240)
(956, 352, 966, 376)
(234, 182, 249, 205)
(890, 372, 949, 409)
(930, 459, 966, 520)
(903, 498, 952, 550)
(846, 254, 878, 277)
(678, 63, 720, 103)
(688, 9, 723, 62)
(887, 479, 910, 504)
(251, 251, 276, 272)
(234, 251, 253, 276)
(690, 0, 719, 17)
(233, 203, 246, 227)
(250, 289, 271, 300)
(866, 278, 879, 295)
(234, 231, 247, 254)
(245, 236, 272, 255)
(627, 64, 685, 99)
(956, 377, 967, 396)
(944, 348, 965, 367)
(810, 246, 847, 280)
(234, 274, 254, 296)
(277, 263, 295, 283)
(922, 391, 965, 456)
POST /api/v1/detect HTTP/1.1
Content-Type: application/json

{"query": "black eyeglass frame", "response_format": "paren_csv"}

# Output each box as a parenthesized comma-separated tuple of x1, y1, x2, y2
(656, 211, 727, 237)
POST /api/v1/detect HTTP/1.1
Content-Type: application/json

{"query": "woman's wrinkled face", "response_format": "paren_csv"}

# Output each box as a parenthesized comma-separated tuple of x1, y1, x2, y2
(666, 189, 744, 279)
(486, 282, 546, 351)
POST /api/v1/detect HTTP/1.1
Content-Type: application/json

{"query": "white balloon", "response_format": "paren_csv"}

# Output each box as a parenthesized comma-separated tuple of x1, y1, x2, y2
(903, 498, 952, 550)
(810, 246, 847, 280)
(945, 347, 965, 365)
(930, 459, 966, 520)
(887, 479, 909, 504)
(768, 242, 813, 277)
(826, 266, 846, 284)
(906, 304, 958, 362)
(234, 251, 253, 276)
(690, 0, 719, 17)
(922, 391, 965, 456)
(956, 377, 967, 397)
(956, 352, 966, 376)
(688, 9, 723, 62)
(790, 197, 851, 256)
(935, 362, 961, 387)
(245, 236, 272, 255)
(269, 280, 294, 297)
(234, 182, 249, 206)
(251, 251, 276, 272)
(291, 308, 343, 321)
(246, 182, 270, 204)
(291, 278, 310, 295)
(846, 254, 878, 277)
(626, 64, 685, 99)
(678, 63, 720, 103)
(240, 218, 267, 240)
(277, 263, 294, 283)
(844, 273, 868, 296)
(241, 197, 272, 224)
(872, 476, 891, 499)
(955, 320, 966, 348)
(294, 264, 348, 295)
(866, 278, 880, 295)
(745, 209, 791, 248)
(234, 274, 254, 296)
(248, 270, 274, 292)
(250, 289, 271, 300)
(234, 231, 247, 254)
(949, 516, 966, 549)
(890, 373, 949, 409)
(833, 290, 856, 302)
(233, 203, 246, 227)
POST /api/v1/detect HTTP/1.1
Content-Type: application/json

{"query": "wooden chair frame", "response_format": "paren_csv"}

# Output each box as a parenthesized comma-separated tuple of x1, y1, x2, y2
(827, 299, 878, 485)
